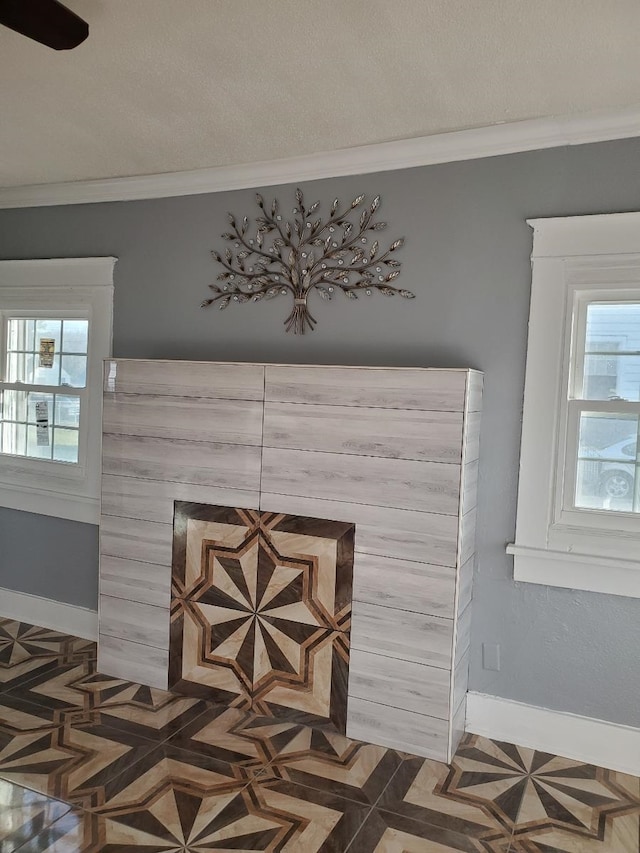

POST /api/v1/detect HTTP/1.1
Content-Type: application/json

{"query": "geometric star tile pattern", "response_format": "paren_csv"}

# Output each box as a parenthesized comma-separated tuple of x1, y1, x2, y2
(169, 503, 354, 732)
(1, 618, 639, 852)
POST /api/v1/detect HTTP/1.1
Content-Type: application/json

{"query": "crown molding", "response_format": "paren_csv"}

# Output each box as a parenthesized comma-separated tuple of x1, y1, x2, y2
(2, 106, 640, 209)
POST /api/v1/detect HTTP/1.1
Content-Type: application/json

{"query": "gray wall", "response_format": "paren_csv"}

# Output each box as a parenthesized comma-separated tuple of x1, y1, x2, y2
(1, 138, 640, 726)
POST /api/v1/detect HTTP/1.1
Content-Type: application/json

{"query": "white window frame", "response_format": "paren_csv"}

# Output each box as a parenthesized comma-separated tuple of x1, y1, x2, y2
(0, 258, 115, 524)
(508, 212, 640, 599)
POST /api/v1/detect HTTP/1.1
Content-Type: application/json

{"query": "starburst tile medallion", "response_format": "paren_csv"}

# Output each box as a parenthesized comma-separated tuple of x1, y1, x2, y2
(169, 502, 354, 732)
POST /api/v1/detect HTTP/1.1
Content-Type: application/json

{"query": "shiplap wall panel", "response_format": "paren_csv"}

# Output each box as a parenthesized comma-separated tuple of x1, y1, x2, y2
(103, 395, 264, 444)
(99, 360, 482, 761)
(263, 402, 464, 463)
(104, 359, 265, 399)
(101, 474, 259, 524)
(348, 649, 450, 719)
(265, 365, 468, 410)
(103, 434, 262, 490)
(99, 554, 170, 608)
(98, 634, 168, 690)
(352, 553, 456, 618)
(346, 697, 450, 760)
(259, 492, 459, 566)
(261, 448, 461, 515)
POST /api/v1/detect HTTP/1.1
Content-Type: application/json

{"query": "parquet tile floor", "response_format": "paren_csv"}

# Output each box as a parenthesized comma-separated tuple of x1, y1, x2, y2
(0, 617, 638, 851)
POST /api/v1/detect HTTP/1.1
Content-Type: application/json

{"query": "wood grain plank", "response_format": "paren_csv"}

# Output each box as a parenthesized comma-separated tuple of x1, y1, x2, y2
(99, 595, 169, 649)
(265, 366, 468, 410)
(461, 459, 478, 517)
(100, 515, 173, 566)
(458, 507, 476, 568)
(346, 697, 449, 761)
(466, 371, 484, 413)
(348, 649, 450, 719)
(98, 634, 168, 690)
(353, 553, 456, 618)
(462, 411, 482, 464)
(456, 557, 474, 620)
(102, 434, 261, 490)
(263, 402, 463, 463)
(259, 492, 459, 566)
(454, 603, 472, 667)
(261, 448, 461, 515)
(449, 696, 467, 761)
(103, 395, 263, 444)
(104, 359, 265, 400)
(351, 601, 453, 669)
(101, 475, 258, 524)
(99, 554, 171, 608)
(451, 646, 470, 721)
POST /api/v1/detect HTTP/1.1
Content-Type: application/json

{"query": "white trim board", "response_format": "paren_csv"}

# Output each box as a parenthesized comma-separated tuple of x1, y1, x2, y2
(0, 587, 98, 641)
(466, 692, 640, 776)
(2, 106, 640, 209)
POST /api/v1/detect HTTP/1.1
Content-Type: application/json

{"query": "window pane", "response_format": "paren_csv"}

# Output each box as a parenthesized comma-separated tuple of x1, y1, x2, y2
(1, 422, 26, 455)
(53, 428, 78, 463)
(60, 355, 87, 388)
(33, 355, 62, 386)
(7, 319, 35, 352)
(61, 320, 88, 354)
(582, 303, 640, 401)
(35, 319, 62, 353)
(575, 411, 639, 512)
(54, 395, 80, 428)
(27, 392, 53, 424)
(26, 425, 52, 460)
(2, 390, 26, 422)
(8, 352, 35, 384)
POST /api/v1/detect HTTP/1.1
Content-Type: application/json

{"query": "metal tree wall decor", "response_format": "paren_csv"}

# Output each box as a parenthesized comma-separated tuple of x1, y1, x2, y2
(201, 187, 413, 334)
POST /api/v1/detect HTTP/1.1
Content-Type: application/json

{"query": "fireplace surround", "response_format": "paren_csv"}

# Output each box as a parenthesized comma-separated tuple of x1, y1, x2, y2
(98, 360, 482, 761)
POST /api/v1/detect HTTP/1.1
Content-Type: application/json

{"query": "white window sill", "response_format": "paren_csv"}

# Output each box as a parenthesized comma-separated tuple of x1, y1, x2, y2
(0, 480, 99, 524)
(507, 543, 640, 599)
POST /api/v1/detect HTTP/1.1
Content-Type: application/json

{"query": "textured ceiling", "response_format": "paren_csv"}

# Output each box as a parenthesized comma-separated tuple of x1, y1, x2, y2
(2, 0, 640, 188)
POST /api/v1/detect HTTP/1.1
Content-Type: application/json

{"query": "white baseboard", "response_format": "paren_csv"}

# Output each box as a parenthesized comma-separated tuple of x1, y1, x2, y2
(0, 587, 98, 641)
(466, 691, 640, 776)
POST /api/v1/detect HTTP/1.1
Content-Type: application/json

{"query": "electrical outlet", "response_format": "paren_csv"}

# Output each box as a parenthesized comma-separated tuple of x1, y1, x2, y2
(482, 643, 501, 671)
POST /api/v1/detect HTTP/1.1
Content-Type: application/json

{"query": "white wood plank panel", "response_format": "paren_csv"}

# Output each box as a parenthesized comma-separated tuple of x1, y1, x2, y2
(461, 459, 479, 517)
(101, 475, 258, 524)
(353, 553, 456, 618)
(103, 434, 261, 490)
(259, 492, 459, 566)
(100, 515, 173, 566)
(346, 697, 449, 760)
(458, 508, 477, 568)
(456, 557, 474, 619)
(99, 554, 171, 608)
(263, 402, 463, 463)
(351, 601, 453, 669)
(454, 603, 472, 667)
(449, 697, 467, 761)
(104, 359, 265, 400)
(103, 395, 263, 444)
(466, 371, 484, 413)
(261, 448, 460, 515)
(265, 366, 468, 410)
(348, 649, 450, 719)
(452, 646, 470, 719)
(99, 595, 169, 649)
(98, 634, 168, 690)
(462, 411, 482, 464)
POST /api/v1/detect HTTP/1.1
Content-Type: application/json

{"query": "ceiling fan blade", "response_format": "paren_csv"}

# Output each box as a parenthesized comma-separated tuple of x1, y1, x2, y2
(0, 0, 88, 50)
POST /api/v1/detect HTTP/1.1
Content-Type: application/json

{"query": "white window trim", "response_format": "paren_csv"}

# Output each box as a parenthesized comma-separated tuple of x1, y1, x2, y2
(508, 212, 640, 599)
(0, 258, 115, 524)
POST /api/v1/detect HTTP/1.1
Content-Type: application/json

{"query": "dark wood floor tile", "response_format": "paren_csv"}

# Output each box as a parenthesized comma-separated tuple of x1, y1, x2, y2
(348, 808, 495, 851)
(265, 722, 402, 805)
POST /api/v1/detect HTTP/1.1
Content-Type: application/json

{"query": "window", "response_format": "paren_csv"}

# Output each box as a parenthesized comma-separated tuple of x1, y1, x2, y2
(0, 258, 115, 524)
(508, 213, 640, 599)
